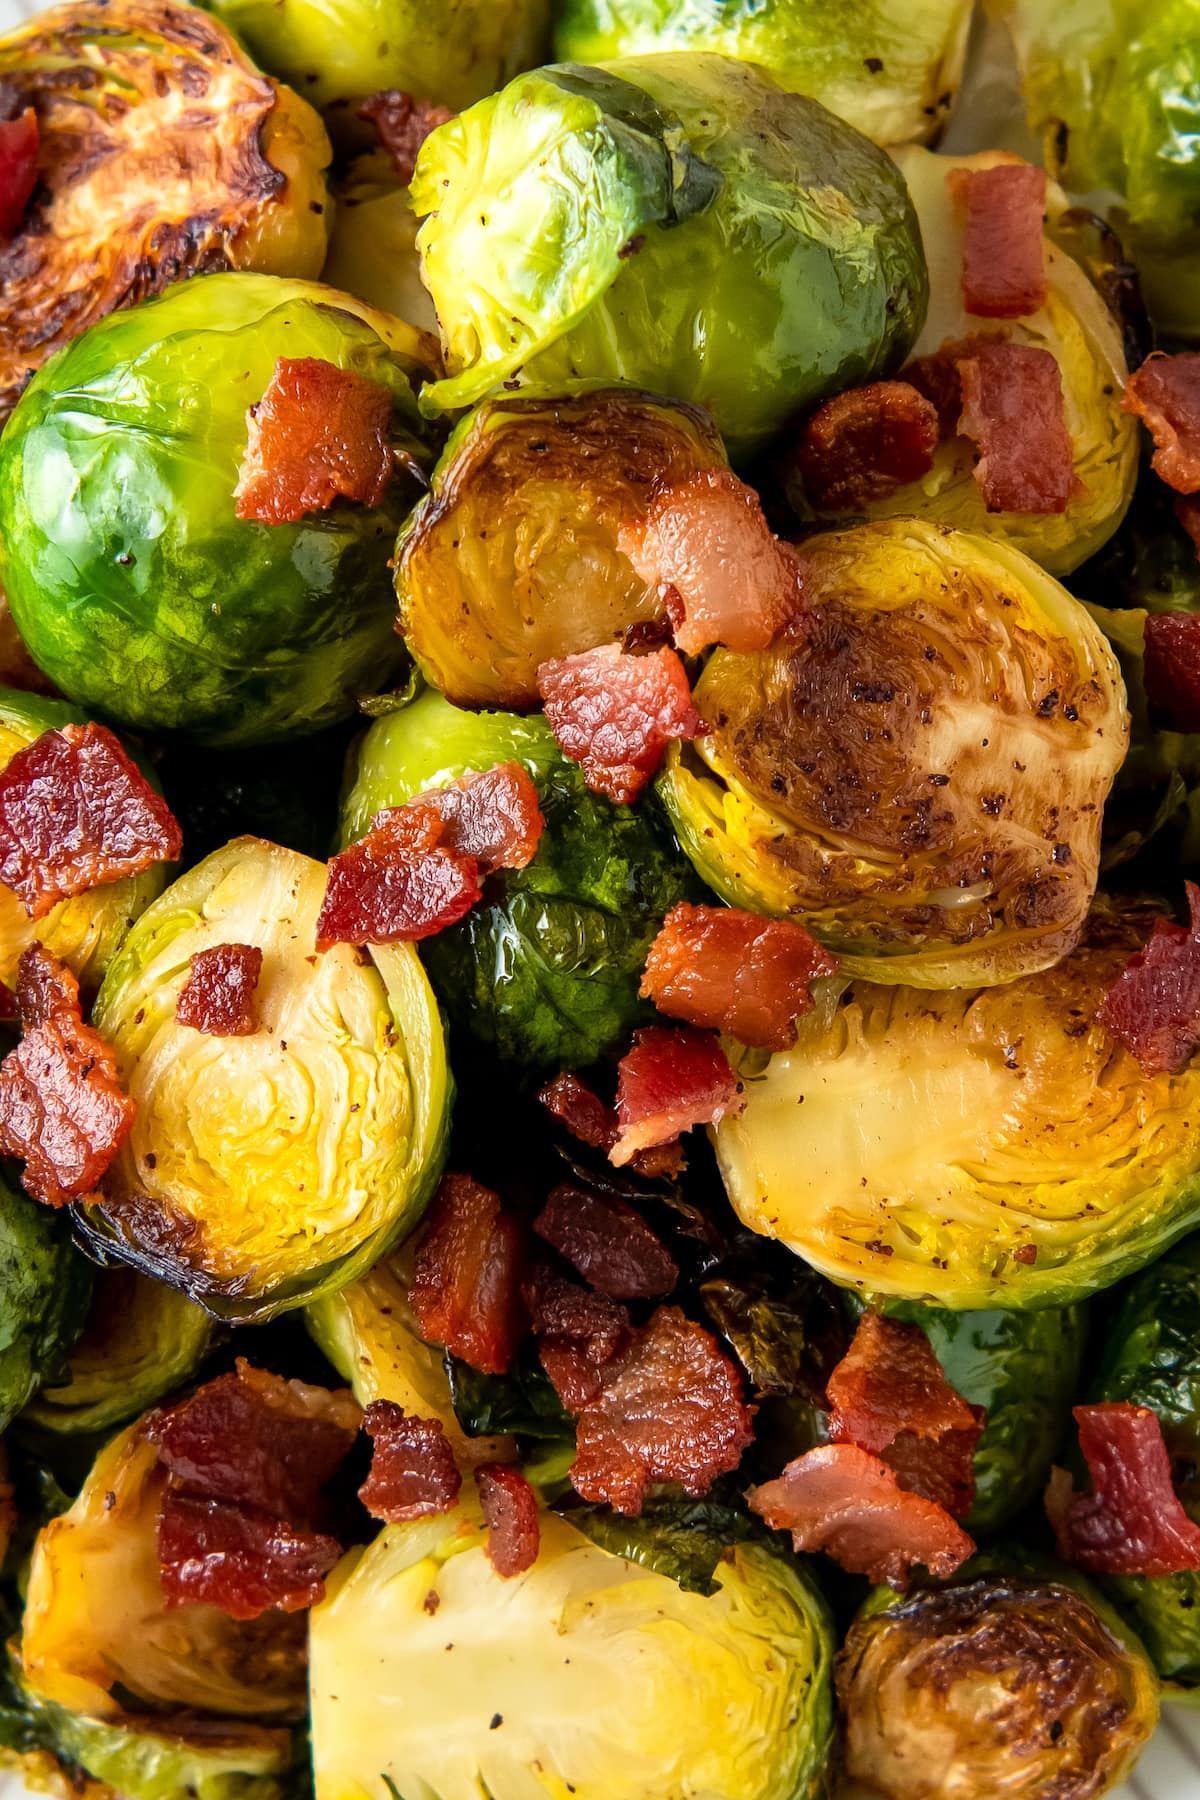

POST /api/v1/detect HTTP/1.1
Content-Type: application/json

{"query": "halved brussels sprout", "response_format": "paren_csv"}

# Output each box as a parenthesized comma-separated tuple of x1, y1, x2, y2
(397, 388, 726, 708)
(714, 897, 1200, 1310)
(552, 0, 972, 147)
(0, 274, 437, 747)
(76, 837, 450, 1321)
(659, 519, 1128, 987)
(414, 55, 928, 456)
(0, 0, 331, 422)
(310, 1495, 835, 1800)
(0, 1165, 91, 1434)
(321, 152, 438, 335)
(340, 688, 696, 1068)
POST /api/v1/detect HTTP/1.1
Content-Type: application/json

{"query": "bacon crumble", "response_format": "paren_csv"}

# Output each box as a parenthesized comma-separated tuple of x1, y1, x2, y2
(157, 1488, 343, 1619)
(0, 107, 38, 241)
(235, 356, 395, 525)
(957, 341, 1075, 513)
(176, 943, 263, 1037)
(946, 162, 1048, 319)
(1046, 1403, 1200, 1577)
(1143, 613, 1200, 734)
(1121, 352, 1200, 494)
(359, 90, 453, 185)
(409, 1173, 526, 1376)
(537, 644, 705, 806)
(537, 1069, 686, 1180)
(416, 763, 544, 870)
(476, 1463, 540, 1578)
(358, 1401, 462, 1522)
(533, 1182, 678, 1302)
(795, 381, 940, 512)
(610, 1026, 742, 1167)
(1096, 882, 1200, 1075)
(315, 803, 481, 949)
(641, 903, 839, 1051)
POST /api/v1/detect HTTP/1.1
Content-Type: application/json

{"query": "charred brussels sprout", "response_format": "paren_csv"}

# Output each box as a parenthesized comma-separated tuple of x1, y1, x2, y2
(76, 837, 450, 1322)
(714, 899, 1200, 1310)
(0, 274, 435, 747)
(553, 0, 971, 147)
(837, 1559, 1158, 1799)
(340, 688, 696, 1068)
(310, 1496, 834, 1800)
(397, 388, 726, 708)
(0, 1166, 91, 1433)
(413, 55, 928, 455)
(659, 519, 1127, 988)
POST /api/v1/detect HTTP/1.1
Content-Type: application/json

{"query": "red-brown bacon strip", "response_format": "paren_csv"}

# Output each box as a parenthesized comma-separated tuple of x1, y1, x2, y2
(0, 723, 181, 920)
(641, 903, 839, 1052)
(1096, 882, 1200, 1075)
(795, 381, 940, 512)
(957, 341, 1074, 513)
(523, 1261, 630, 1410)
(359, 90, 453, 185)
(176, 943, 263, 1038)
(610, 1026, 742, 1168)
(1046, 1403, 1200, 1577)
(409, 1173, 526, 1376)
(537, 644, 705, 806)
(358, 1401, 461, 1523)
(536, 1070, 686, 1181)
(158, 1489, 342, 1619)
(533, 1182, 678, 1302)
(417, 763, 544, 871)
(0, 107, 38, 241)
(946, 162, 1048, 319)
(235, 357, 395, 525)
(476, 1463, 540, 1578)
(1122, 352, 1200, 494)
(315, 803, 480, 950)
(1143, 613, 1200, 734)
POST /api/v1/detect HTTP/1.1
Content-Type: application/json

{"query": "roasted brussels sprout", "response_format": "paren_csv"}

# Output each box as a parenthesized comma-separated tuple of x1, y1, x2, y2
(310, 1495, 835, 1800)
(413, 55, 928, 455)
(552, 0, 971, 147)
(75, 837, 450, 1321)
(397, 388, 726, 708)
(321, 152, 438, 335)
(659, 519, 1128, 987)
(340, 687, 696, 1068)
(714, 898, 1200, 1310)
(0, 274, 436, 747)
(0, 1166, 91, 1435)
(837, 1558, 1159, 1799)
(0, 0, 331, 422)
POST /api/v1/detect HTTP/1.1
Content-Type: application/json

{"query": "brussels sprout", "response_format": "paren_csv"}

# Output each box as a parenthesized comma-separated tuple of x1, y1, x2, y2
(714, 897, 1200, 1310)
(340, 687, 696, 1068)
(552, 0, 971, 147)
(321, 153, 438, 335)
(837, 1557, 1159, 1799)
(0, 1165, 91, 1435)
(659, 519, 1128, 988)
(413, 55, 928, 456)
(397, 388, 726, 708)
(0, 274, 437, 747)
(75, 837, 450, 1322)
(310, 1495, 835, 1800)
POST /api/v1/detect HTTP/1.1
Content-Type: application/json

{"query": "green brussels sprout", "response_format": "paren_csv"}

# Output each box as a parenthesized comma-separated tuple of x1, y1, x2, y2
(836, 1558, 1159, 1799)
(340, 687, 697, 1068)
(310, 1494, 835, 1800)
(0, 273, 437, 747)
(659, 518, 1128, 988)
(0, 690, 172, 991)
(396, 387, 727, 708)
(22, 1270, 213, 1438)
(75, 837, 450, 1322)
(321, 152, 439, 336)
(413, 55, 929, 456)
(552, 0, 972, 147)
(0, 1165, 91, 1435)
(713, 897, 1200, 1310)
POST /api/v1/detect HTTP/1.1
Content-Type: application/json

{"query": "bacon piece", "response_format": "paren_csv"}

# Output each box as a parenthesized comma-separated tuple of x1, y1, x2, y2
(617, 468, 804, 654)
(158, 1489, 342, 1619)
(409, 1173, 525, 1376)
(903, 332, 1000, 432)
(417, 764, 544, 871)
(610, 1026, 742, 1168)
(0, 723, 181, 920)
(0, 944, 134, 1206)
(796, 382, 940, 512)
(235, 357, 395, 525)
(1046, 1403, 1200, 1577)
(537, 644, 705, 806)
(175, 943, 263, 1038)
(537, 1070, 687, 1180)
(569, 1306, 754, 1514)
(315, 803, 481, 950)
(521, 1261, 630, 1363)
(534, 1181, 677, 1301)
(0, 981, 15, 1024)
(0, 107, 38, 241)
(957, 342, 1074, 513)
(358, 1401, 461, 1523)
(1096, 881, 1200, 1075)
(1143, 613, 1200, 734)
(1121, 352, 1200, 494)
(539, 1339, 605, 1412)
(640, 903, 839, 1052)
(476, 1463, 540, 1578)
(946, 163, 1047, 319)
(359, 90, 453, 184)
(747, 1444, 975, 1587)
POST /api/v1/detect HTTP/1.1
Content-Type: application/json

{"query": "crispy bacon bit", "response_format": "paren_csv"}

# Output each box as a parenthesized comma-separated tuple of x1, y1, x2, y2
(1121, 352, 1200, 493)
(417, 763, 544, 871)
(747, 1444, 975, 1587)
(410, 1173, 525, 1376)
(610, 1026, 742, 1168)
(903, 332, 999, 431)
(0, 107, 38, 241)
(537, 1070, 687, 1180)
(957, 342, 1074, 513)
(946, 163, 1048, 319)
(176, 943, 263, 1038)
(569, 1305, 754, 1514)
(521, 1261, 630, 1363)
(358, 1401, 461, 1523)
(235, 357, 395, 526)
(795, 382, 940, 512)
(539, 1339, 605, 1412)
(617, 468, 804, 654)
(476, 1464, 540, 1578)
(1143, 613, 1200, 734)
(0, 722, 181, 920)
(158, 1489, 342, 1619)
(537, 644, 704, 806)
(534, 1182, 678, 1301)
(315, 804, 481, 950)
(1096, 881, 1200, 1075)
(359, 89, 453, 184)
(0, 944, 135, 1206)
(1046, 1403, 1200, 1577)
(0, 981, 15, 1024)
(641, 903, 839, 1052)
